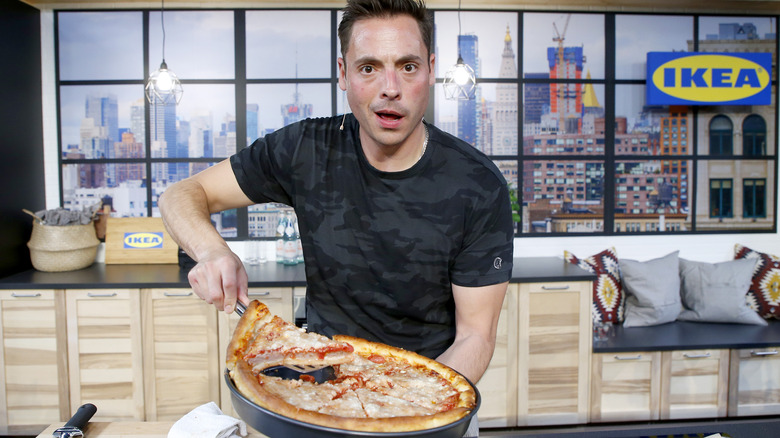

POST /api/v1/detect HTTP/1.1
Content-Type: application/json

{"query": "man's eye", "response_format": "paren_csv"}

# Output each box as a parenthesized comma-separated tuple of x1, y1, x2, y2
(360, 66, 374, 74)
(404, 64, 417, 72)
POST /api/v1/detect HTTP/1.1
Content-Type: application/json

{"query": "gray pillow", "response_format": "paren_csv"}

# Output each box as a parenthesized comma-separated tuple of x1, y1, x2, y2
(620, 251, 681, 327)
(678, 258, 767, 325)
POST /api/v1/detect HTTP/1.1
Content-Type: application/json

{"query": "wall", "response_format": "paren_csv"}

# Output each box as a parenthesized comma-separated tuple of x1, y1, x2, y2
(35, 3, 780, 266)
(0, 1, 46, 277)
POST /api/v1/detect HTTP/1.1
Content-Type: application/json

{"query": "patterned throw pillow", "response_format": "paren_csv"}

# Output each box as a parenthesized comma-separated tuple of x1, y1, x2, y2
(564, 248, 624, 324)
(734, 244, 780, 320)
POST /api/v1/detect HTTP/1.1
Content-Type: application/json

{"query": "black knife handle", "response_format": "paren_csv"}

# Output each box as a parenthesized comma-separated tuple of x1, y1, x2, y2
(64, 403, 97, 429)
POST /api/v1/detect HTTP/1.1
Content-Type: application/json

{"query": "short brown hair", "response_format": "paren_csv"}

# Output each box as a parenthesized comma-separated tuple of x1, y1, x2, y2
(338, 0, 433, 60)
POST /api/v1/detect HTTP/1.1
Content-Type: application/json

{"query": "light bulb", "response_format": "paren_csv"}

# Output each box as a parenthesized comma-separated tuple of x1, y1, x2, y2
(156, 69, 173, 91)
(453, 64, 471, 86)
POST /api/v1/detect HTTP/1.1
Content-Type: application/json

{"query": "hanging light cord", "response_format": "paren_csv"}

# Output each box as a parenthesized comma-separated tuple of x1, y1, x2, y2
(161, 0, 167, 62)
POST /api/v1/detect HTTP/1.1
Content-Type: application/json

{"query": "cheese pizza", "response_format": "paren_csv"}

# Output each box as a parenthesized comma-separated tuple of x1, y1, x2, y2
(226, 300, 477, 432)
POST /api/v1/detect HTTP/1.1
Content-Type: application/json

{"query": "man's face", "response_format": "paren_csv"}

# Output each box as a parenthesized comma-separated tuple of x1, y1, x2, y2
(338, 15, 435, 150)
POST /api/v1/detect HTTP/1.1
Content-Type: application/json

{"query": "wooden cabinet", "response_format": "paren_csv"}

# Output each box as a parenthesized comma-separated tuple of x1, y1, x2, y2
(141, 288, 220, 421)
(218, 287, 293, 417)
(517, 280, 591, 426)
(728, 346, 780, 416)
(660, 349, 729, 419)
(590, 351, 661, 422)
(65, 289, 145, 422)
(474, 285, 518, 427)
(0, 290, 69, 435)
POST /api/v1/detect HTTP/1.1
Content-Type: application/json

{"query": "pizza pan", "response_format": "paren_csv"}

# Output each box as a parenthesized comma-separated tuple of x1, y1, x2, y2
(225, 369, 480, 438)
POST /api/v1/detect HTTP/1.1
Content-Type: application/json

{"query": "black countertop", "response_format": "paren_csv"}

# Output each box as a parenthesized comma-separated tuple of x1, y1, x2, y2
(593, 319, 780, 353)
(0, 257, 593, 289)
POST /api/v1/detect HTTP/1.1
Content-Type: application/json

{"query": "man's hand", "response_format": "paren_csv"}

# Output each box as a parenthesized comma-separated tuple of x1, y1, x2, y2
(159, 159, 255, 314)
(187, 247, 249, 314)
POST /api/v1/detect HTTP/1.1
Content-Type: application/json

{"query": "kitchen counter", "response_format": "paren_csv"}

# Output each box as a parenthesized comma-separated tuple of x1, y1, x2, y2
(0, 257, 594, 289)
(36, 422, 268, 437)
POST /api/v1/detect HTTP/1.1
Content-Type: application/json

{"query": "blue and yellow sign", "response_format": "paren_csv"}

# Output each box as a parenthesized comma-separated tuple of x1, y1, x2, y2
(123, 232, 164, 249)
(646, 52, 771, 105)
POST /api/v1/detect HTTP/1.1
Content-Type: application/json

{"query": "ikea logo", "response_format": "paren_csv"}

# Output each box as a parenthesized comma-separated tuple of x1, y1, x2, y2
(647, 52, 771, 106)
(123, 232, 164, 249)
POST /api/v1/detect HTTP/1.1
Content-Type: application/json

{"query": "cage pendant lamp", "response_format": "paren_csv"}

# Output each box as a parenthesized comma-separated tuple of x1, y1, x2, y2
(443, 0, 476, 100)
(145, 0, 182, 105)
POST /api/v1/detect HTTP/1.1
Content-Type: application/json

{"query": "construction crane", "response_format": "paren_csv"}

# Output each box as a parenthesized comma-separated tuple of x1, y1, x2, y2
(552, 14, 571, 130)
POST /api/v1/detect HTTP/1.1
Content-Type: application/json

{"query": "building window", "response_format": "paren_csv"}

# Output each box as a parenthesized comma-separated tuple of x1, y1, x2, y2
(709, 115, 733, 156)
(743, 179, 766, 218)
(743, 114, 767, 157)
(710, 179, 733, 219)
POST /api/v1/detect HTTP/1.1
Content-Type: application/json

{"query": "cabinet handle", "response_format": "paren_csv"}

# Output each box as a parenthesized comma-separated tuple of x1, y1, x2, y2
(750, 350, 778, 357)
(614, 354, 642, 361)
(541, 285, 570, 290)
(11, 292, 42, 298)
(683, 352, 711, 359)
(249, 291, 271, 297)
(87, 292, 118, 298)
(163, 291, 193, 297)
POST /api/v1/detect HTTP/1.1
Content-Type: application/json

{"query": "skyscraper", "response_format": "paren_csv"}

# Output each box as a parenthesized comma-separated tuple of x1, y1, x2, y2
(149, 94, 178, 183)
(457, 34, 479, 147)
(493, 26, 518, 156)
(547, 46, 584, 133)
(86, 92, 119, 147)
(247, 103, 259, 143)
(282, 84, 313, 127)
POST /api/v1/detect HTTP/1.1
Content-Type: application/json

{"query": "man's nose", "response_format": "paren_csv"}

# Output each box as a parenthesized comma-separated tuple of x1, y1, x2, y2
(381, 70, 401, 99)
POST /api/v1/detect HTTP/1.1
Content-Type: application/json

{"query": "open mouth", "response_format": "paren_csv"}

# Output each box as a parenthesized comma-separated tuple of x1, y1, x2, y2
(376, 111, 403, 121)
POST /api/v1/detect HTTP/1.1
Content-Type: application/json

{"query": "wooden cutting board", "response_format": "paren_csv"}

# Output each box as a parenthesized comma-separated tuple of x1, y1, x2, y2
(37, 421, 268, 437)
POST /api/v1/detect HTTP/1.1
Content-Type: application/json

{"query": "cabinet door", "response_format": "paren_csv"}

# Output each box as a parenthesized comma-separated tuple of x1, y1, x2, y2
(590, 351, 661, 422)
(66, 289, 144, 421)
(518, 281, 591, 426)
(141, 288, 220, 421)
(475, 284, 518, 427)
(728, 346, 780, 417)
(0, 290, 69, 435)
(218, 287, 293, 416)
(660, 349, 729, 419)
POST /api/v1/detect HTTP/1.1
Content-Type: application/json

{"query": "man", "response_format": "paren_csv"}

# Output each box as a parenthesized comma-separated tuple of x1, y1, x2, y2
(159, 0, 513, 386)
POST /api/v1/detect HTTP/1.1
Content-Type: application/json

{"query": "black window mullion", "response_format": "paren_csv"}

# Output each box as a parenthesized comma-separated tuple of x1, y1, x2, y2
(234, 9, 248, 239)
(603, 13, 616, 234)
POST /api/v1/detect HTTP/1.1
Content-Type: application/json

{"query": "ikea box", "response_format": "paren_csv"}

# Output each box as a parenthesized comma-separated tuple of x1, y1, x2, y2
(105, 217, 178, 264)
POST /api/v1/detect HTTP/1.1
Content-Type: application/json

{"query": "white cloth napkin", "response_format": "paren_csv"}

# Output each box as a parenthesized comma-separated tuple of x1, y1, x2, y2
(168, 402, 247, 438)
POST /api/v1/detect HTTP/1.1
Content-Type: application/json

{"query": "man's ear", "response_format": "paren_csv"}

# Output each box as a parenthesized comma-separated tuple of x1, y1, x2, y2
(428, 53, 436, 87)
(338, 57, 347, 91)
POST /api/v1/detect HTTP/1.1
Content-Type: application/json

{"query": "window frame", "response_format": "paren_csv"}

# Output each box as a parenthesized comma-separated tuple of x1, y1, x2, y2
(54, 7, 779, 239)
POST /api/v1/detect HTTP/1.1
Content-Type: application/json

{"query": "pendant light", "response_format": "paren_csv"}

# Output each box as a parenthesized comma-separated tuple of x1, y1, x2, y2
(145, 0, 183, 105)
(443, 0, 476, 100)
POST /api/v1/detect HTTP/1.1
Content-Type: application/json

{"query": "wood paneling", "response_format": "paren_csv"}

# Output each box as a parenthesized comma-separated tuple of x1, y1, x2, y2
(729, 347, 780, 417)
(141, 289, 219, 421)
(66, 289, 144, 422)
(0, 290, 68, 435)
(518, 281, 591, 426)
(590, 351, 661, 422)
(660, 349, 729, 419)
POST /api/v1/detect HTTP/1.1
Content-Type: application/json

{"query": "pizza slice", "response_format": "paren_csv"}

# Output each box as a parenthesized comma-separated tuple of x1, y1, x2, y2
(226, 300, 354, 372)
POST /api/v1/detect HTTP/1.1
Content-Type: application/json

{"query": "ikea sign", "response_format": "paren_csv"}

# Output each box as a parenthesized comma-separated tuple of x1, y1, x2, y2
(123, 232, 164, 249)
(646, 52, 771, 105)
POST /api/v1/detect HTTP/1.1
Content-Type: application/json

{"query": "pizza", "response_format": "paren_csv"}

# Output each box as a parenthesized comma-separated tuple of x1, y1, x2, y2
(226, 300, 477, 433)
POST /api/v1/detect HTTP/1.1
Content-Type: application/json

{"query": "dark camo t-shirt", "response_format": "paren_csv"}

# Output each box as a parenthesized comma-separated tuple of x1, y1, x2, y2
(231, 114, 514, 358)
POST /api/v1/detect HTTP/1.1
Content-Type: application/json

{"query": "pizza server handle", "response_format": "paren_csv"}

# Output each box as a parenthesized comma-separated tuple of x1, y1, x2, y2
(235, 300, 246, 316)
(52, 403, 97, 438)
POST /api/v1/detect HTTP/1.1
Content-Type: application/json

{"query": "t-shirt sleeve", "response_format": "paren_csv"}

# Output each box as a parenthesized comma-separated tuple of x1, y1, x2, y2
(450, 175, 514, 288)
(230, 126, 297, 206)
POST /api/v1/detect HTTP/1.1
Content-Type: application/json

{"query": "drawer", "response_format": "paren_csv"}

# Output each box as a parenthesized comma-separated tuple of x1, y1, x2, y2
(660, 349, 729, 419)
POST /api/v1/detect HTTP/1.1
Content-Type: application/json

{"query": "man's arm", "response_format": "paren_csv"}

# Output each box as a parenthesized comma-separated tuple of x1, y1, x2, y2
(158, 159, 254, 313)
(436, 282, 508, 384)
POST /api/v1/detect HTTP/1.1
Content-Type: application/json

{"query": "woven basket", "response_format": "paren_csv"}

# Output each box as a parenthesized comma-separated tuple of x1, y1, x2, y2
(27, 221, 100, 272)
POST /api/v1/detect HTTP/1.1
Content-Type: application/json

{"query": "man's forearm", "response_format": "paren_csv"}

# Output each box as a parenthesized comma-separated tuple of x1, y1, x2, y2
(436, 333, 496, 384)
(159, 179, 230, 261)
